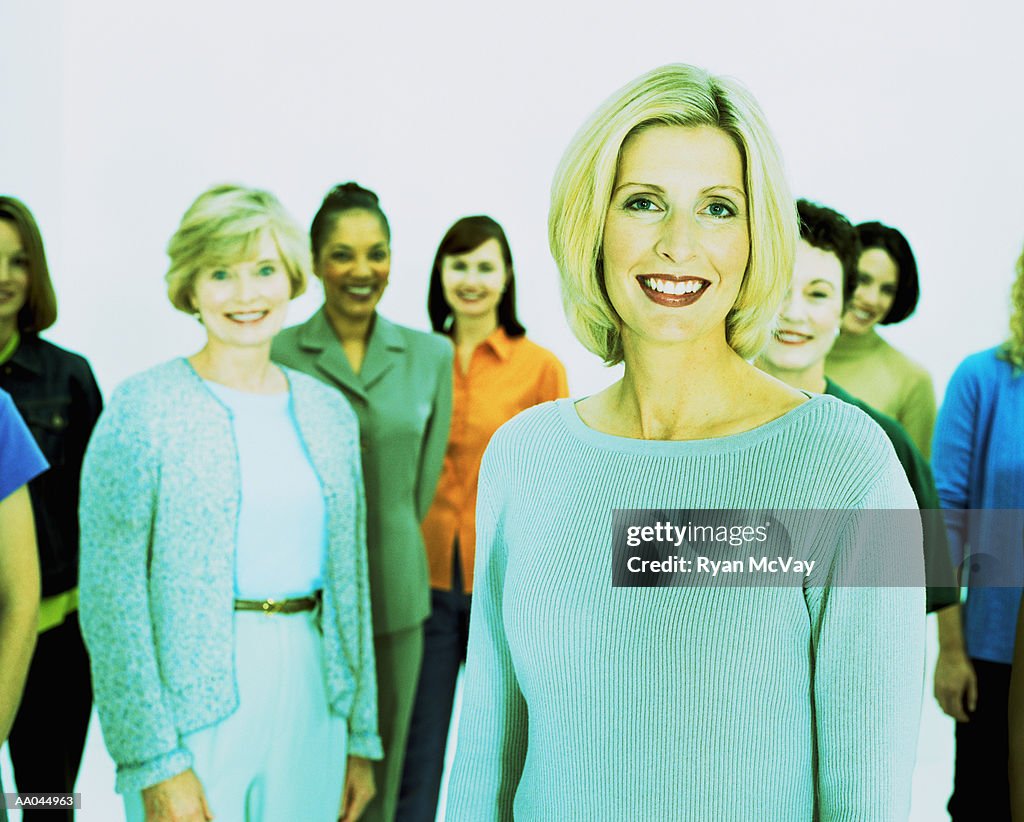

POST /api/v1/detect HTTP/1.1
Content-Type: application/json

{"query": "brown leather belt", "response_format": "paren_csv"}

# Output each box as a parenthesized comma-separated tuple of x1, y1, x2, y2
(234, 592, 320, 615)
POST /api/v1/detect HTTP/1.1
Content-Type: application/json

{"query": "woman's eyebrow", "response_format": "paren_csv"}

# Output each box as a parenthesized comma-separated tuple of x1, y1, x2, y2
(611, 182, 666, 196)
(703, 185, 746, 200)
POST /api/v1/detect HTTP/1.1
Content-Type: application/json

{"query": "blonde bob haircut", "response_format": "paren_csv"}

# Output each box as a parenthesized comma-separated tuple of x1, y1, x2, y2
(166, 184, 310, 314)
(549, 63, 796, 365)
(998, 243, 1024, 374)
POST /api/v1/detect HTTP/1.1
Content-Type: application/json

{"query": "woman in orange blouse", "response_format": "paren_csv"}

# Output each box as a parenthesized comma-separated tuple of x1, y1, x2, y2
(396, 216, 567, 821)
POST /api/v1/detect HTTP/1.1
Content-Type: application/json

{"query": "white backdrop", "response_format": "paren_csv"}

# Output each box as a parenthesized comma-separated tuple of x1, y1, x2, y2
(3, 0, 1023, 819)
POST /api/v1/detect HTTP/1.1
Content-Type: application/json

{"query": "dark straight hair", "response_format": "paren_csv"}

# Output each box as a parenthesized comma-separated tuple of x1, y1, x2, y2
(427, 215, 526, 337)
(855, 221, 920, 325)
(0, 195, 58, 333)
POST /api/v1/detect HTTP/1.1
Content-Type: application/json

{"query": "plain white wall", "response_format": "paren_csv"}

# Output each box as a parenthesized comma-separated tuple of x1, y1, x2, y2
(4, 0, 1022, 401)
(3, 0, 1024, 819)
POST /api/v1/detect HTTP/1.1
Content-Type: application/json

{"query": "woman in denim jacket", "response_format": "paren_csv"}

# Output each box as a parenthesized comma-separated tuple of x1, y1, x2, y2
(0, 196, 101, 821)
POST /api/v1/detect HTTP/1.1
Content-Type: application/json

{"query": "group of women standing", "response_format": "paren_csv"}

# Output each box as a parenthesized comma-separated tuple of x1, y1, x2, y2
(1, 60, 1022, 822)
(3, 174, 563, 819)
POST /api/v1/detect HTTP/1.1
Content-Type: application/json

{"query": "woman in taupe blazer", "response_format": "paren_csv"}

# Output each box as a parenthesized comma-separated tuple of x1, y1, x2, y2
(273, 182, 452, 822)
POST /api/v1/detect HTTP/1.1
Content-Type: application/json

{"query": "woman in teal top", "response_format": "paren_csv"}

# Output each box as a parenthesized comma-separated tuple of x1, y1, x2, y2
(445, 64, 925, 821)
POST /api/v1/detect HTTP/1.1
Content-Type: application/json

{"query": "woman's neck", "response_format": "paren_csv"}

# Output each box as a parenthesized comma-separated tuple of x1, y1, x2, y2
(189, 341, 285, 394)
(756, 357, 826, 395)
(452, 312, 498, 349)
(0, 319, 17, 351)
(606, 336, 753, 439)
(325, 304, 374, 344)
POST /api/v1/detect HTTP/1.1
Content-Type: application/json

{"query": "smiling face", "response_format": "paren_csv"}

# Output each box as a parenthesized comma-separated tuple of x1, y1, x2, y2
(762, 239, 844, 376)
(0, 220, 29, 334)
(601, 125, 750, 354)
(441, 237, 507, 326)
(315, 209, 390, 325)
(841, 247, 898, 335)
(191, 231, 291, 352)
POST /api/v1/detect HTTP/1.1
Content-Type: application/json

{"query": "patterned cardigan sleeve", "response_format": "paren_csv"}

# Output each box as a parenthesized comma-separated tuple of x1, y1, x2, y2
(78, 381, 194, 793)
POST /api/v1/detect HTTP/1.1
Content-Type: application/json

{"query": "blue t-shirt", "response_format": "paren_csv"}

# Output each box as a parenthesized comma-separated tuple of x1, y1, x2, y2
(0, 387, 48, 501)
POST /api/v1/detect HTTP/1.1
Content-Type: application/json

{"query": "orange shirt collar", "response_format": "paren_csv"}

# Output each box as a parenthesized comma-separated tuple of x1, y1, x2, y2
(481, 326, 512, 361)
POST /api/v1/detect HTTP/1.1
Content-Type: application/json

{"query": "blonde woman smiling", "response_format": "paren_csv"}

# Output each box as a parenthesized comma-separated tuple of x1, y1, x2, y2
(79, 185, 379, 822)
(446, 65, 924, 821)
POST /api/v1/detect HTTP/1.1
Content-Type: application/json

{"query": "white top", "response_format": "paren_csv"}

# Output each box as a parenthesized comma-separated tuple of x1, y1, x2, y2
(205, 381, 326, 599)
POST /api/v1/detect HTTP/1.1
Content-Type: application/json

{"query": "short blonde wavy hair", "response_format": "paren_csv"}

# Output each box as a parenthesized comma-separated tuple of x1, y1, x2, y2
(166, 184, 310, 313)
(549, 63, 796, 364)
(998, 244, 1024, 374)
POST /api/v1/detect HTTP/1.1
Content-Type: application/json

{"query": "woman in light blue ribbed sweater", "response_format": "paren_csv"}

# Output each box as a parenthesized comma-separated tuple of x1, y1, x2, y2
(445, 64, 925, 821)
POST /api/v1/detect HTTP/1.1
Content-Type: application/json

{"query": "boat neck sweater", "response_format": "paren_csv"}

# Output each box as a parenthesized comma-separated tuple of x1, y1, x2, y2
(446, 395, 925, 821)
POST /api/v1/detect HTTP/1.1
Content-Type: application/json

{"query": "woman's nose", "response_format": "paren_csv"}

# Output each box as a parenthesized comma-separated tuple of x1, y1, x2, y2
(654, 211, 698, 263)
(778, 293, 806, 323)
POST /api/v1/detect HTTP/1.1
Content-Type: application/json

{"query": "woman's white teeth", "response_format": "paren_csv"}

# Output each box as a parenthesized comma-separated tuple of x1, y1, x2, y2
(345, 285, 374, 296)
(775, 331, 810, 343)
(642, 277, 704, 295)
(228, 311, 266, 322)
(852, 308, 873, 321)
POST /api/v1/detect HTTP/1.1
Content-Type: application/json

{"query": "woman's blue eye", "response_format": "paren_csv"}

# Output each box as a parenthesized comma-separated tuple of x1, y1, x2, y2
(706, 202, 735, 218)
(210, 270, 229, 281)
(626, 197, 657, 212)
(258, 265, 277, 277)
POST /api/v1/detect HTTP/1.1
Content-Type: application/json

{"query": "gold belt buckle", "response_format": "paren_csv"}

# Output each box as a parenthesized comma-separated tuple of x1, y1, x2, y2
(261, 598, 282, 615)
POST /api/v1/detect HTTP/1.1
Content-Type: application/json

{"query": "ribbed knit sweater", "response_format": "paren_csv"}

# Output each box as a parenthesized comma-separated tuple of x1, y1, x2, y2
(446, 396, 925, 821)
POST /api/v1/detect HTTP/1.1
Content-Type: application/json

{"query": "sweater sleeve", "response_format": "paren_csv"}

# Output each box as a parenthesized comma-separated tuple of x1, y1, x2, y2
(931, 360, 978, 570)
(415, 342, 454, 522)
(78, 385, 194, 793)
(444, 434, 528, 820)
(344, 435, 384, 760)
(804, 459, 925, 820)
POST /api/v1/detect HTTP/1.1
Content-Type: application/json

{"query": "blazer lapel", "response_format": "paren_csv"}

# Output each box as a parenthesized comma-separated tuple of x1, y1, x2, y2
(359, 315, 406, 391)
(299, 309, 369, 403)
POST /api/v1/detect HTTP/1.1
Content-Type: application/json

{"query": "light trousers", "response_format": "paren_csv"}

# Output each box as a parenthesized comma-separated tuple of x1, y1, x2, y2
(125, 609, 348, 822)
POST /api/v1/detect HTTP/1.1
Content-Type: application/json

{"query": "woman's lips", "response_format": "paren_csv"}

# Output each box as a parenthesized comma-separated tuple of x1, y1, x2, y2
(774, 330, 813, 345)
(226, 311, 270, 324)
(636, 275, 709, 307)
(341, 283, 378, 301)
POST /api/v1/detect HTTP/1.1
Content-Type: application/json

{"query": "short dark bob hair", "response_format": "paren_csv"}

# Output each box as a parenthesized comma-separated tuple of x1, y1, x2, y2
(856, 221, 920, 325)
(427, 215, 525, 337)
(797, 199, 860, 306)
(0, 196, 58, 333)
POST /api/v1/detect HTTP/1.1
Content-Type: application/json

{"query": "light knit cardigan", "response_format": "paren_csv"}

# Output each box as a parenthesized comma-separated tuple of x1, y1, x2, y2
(78, 359, 381, 794)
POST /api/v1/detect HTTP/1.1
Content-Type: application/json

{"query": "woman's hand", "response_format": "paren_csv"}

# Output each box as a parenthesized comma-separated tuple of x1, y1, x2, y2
(338, 756, 375, 822)
(934, 648, 978, 722)
(142, 769, 213, 822)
